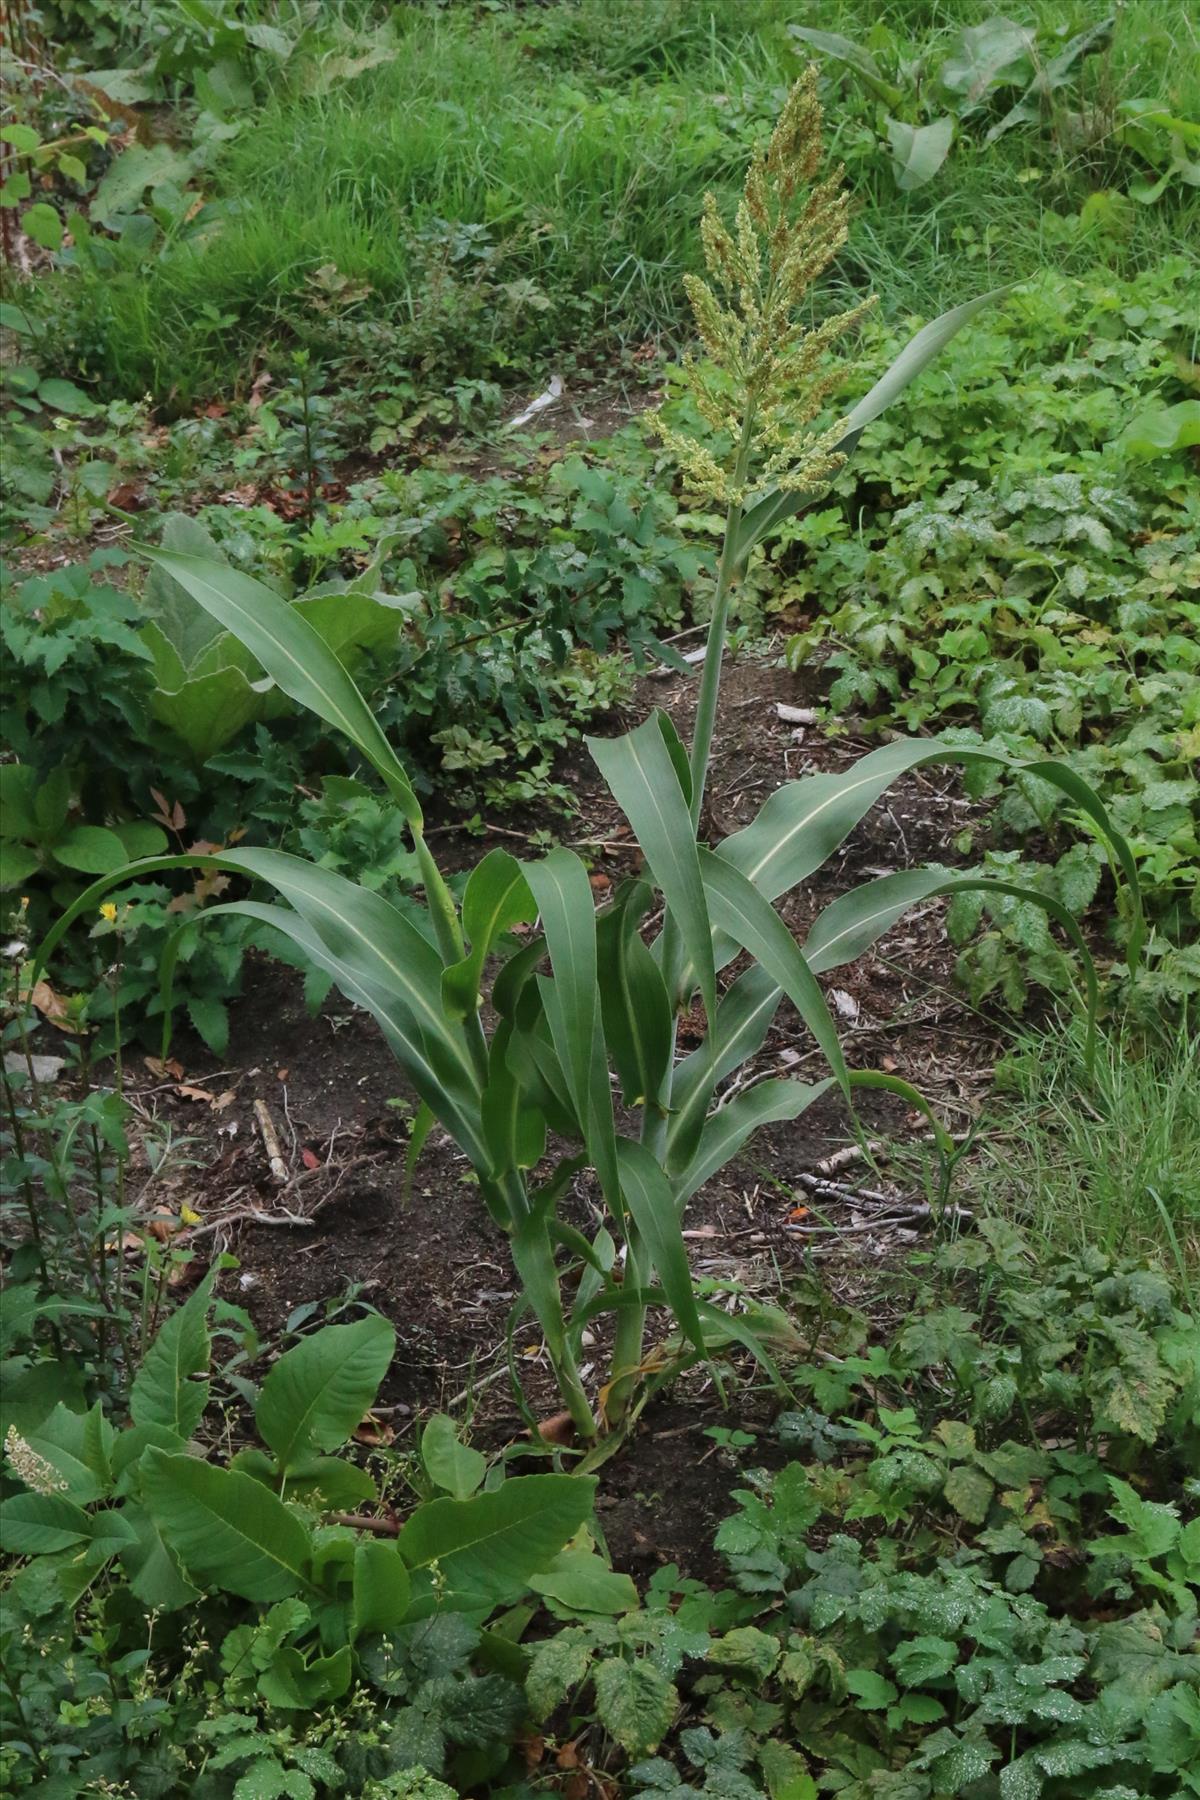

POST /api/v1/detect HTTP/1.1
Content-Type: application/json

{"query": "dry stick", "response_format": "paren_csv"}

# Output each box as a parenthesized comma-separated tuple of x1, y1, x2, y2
(787, 1202, 975, 1235)
(329, 1512, 401, 1538)
(253, 1099, 289, 1184)
(813, 1140, 885, 1175)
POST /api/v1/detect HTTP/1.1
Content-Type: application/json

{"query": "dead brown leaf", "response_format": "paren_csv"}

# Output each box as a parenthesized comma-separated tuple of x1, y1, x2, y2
(144, 1056, 185, 1080)
(27, 980, 75, 1030)
(532, 1410, 575, 1446)
(353, 1414, 395, 1448)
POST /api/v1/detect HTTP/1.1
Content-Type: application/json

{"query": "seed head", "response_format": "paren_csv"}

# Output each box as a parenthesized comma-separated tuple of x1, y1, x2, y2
(4, 1426, 68, 1496)
(661, 66, 876, 507)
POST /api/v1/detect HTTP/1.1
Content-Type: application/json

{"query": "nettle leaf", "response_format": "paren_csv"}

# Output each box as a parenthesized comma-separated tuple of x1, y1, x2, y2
(890, 1635, 959, 1685)
(707, 1627, 780, 1683)
(593, 1657, 678, 1755)
(526, 1625, 602, 1720)
(845, 1668, 900, 1710)
(1101, 1477, 1181, 1561)
(1092, 1334, 1175, 1442)
(256, 1314, 395, 1471)
(943, 1465, 995, 1524)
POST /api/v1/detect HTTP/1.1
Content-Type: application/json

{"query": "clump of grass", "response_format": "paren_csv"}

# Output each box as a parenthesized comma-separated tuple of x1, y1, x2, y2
(978, 1012, 1200, 1273)
(36, 0, 1196, 403)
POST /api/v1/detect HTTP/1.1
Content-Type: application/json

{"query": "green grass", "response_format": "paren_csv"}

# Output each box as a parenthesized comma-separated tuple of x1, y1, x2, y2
(977, 1015, 1200, 1274)
(45, 0, 1198, 403)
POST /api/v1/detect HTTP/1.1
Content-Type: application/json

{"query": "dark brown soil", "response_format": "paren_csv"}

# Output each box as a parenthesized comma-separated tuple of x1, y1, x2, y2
(129, 655, 998, 1576)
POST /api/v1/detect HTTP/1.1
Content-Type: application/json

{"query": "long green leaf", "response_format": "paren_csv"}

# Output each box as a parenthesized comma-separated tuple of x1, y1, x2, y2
(711, 740, 1143, 969)
(134, 544, 421, 823)
(732, 290, 1008, 565)
(140, 1451, 313, 1602)
(256, 1315, 396, 1473)
(199, 899, 489, 1168)
(715, 740, 953, 924)
(33, 852, 482, 1132)
(441, 849, 536, 1021)
(675, 1078, 836, 1207)
(697, 850, 849, 1098)
(615, 1138, 708, 1365)
(803, 869, 1101, 1063)
(668, 965, 784, 1171)
(525, 850, 621, 1211)
(596, 881, 673, 1109)
(225, 848, 479, 1091)
(587, 713, 716, 1020)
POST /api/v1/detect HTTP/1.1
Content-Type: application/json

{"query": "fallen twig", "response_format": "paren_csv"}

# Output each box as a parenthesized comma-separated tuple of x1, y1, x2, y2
(329, 1512, 401, 1537)
(253, 1099, 289, 1184)
(814, 1140, 884, 1175)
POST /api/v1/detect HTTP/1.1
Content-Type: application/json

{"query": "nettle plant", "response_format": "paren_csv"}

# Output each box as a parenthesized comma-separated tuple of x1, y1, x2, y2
(41, 74, 1142, 1451)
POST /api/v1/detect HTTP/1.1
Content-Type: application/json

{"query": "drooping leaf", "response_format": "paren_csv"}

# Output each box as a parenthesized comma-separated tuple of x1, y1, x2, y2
(675, 1077, 835, 1206)
(203, 897, 487, 1168)
(697, 851, 849, 1097)
(132, 544, 422, 823)
(529, 1549, 639, 1615)
(803, 869, 1100, 1057)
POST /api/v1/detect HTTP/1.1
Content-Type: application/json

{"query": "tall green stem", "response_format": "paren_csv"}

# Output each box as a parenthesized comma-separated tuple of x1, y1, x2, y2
(688, 412, 756, 824)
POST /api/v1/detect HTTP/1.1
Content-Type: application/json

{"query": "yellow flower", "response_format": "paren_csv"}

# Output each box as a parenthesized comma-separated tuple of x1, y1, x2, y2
(98, 902, 118, 923)
(180, 1205, 202, 1227)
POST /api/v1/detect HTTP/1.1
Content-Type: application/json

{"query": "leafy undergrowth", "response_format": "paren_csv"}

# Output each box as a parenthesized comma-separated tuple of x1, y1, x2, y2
(743, 261, 1199, 1012)
(1, 1225, 1196, 1797)
(9, 0, 1193, 402)
(4, 260, 1197, 1047)
(528, 1225, 1200, 1800)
